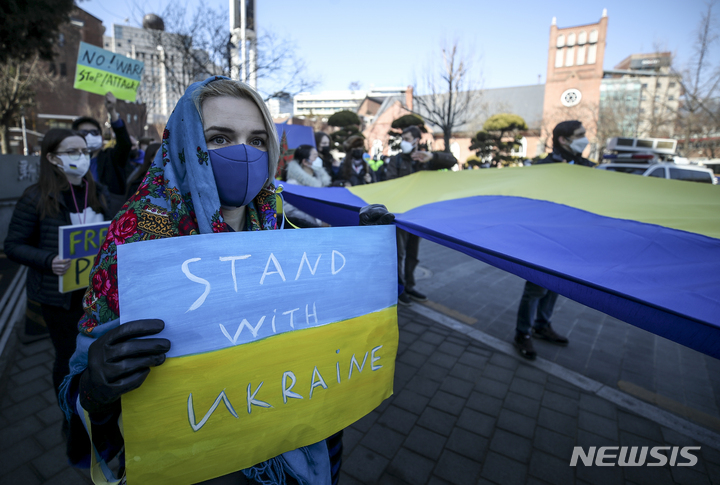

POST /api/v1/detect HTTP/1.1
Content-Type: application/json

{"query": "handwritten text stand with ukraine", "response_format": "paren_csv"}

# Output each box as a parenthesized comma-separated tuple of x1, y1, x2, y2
(117, 225, 398, 485)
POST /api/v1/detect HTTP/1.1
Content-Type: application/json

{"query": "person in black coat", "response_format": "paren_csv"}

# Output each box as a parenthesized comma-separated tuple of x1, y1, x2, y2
(72, 92, 131, 219)
(341, 135, 376, 186)
(514, 120, 590, 360)
(4, 128, 109, 404)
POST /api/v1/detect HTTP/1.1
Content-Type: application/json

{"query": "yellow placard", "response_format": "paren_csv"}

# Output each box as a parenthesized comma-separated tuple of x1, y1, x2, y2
(74, 65, 140, 102)
(58, 222, 110, 293)
(61, 256, 94, 293)
(122, 307, 398, 484)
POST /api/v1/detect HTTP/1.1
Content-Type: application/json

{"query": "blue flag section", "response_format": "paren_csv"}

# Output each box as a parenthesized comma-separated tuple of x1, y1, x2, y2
(276, 166, 720, 360)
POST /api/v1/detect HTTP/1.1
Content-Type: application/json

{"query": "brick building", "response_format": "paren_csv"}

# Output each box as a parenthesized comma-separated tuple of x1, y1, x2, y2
(540, 11, 609, 159)
(31, 7, 106, 137)
(17, 7, 153, 154)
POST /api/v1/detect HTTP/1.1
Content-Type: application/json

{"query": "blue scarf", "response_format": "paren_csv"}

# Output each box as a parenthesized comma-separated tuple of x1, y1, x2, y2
(59, 76, 330, 485)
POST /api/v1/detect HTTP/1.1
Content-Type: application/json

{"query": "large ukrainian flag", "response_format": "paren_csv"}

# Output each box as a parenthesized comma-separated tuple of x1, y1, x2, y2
(280, 164, 720, 359)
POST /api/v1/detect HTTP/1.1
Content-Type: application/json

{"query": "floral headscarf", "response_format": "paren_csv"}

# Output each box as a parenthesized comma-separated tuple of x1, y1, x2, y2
(79, 76, 277, 335)
(61, 77, 330, 484)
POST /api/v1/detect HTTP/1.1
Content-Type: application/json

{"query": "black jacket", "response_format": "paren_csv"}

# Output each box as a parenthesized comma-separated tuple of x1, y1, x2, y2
(536, 146, 594, 167)
(4, 184, 109, 309)
(97, 121, 132, 196)
(385, 151, 457, 180)
(341, 158, 377, 186)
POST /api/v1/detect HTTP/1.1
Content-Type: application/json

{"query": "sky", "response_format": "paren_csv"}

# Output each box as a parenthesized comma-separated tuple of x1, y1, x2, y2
(82, 0, 719, 94)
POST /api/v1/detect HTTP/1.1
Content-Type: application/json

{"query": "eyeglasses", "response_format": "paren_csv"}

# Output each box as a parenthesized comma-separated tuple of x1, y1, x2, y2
(79, 129, 101, 137)
(55, 148, 91, 160)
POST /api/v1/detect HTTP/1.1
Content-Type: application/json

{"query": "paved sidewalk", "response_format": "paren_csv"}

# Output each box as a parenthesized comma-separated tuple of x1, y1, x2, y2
(0, 334, 92, 484)
(416, 241, 720, 428)
(0, 241, 719, 484)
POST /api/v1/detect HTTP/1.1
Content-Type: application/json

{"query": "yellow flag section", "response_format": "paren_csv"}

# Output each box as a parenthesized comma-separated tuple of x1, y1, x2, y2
(122, 307, 397, 485)
(349, 164, 720, 239)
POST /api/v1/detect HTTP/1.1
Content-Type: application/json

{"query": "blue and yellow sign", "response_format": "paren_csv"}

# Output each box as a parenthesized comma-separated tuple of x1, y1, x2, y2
(58, 222, 110, 293)
(117, 226, 398, 484)
(73, 42, 144, 102)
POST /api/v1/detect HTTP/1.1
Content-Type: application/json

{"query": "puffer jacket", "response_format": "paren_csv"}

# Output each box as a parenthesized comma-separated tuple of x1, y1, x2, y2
(4, 184, 109, 309)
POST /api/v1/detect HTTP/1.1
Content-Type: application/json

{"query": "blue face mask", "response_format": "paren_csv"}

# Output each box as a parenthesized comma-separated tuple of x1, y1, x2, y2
(209, 144, 269, 207)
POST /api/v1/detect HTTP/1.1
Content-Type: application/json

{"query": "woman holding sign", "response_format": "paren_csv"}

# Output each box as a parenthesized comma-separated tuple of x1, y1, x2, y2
(59, 76, 394, 484)
(4, 129, 109, 412)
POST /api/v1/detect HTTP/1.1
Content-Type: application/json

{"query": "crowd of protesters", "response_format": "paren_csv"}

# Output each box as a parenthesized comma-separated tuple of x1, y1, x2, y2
(1, 74, 596, 484)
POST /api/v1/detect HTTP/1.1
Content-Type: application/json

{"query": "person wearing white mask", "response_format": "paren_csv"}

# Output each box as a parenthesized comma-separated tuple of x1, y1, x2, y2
(4, 129, 109, 423)
(385, 126, 457, 306)
(71, 92, 132, 218)
(282, 144, 331, 227)
(536, 120, 593, 167)
(513, 120, 592, 360)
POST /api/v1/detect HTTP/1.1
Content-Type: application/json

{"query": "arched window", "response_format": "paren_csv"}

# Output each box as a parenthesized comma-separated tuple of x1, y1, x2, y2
(578, 31, 587, 45)
(587, 44, 597, 64)
(556, 34, 565, 48)
(577, 45, 586, 65)
(589, 30, 598, 43)
(567, 33, 576, 46)
(565, 46, 575, 67)
(555, 48, 564, 68)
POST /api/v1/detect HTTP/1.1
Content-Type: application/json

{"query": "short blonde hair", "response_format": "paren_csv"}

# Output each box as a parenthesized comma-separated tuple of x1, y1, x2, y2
(193, 79, 279, 182)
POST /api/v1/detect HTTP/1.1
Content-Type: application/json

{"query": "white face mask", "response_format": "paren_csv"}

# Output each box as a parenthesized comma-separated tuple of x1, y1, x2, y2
(85, 134, 103, 152)
(569, 137, 589, 155)
(56, 153, 90, 178)
(311, 157, 323, 169)
(400, 140, 414, 154)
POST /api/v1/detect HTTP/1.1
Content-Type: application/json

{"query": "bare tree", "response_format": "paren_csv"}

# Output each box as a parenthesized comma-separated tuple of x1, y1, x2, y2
(148, 3, 317, 103)
(0, 55, 55, 154)
(413, 40, 483, 152)
(675, 2, 720, 156)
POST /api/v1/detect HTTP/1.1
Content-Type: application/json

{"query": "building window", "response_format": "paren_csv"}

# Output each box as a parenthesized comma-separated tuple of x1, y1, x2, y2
(561, 88, 582, 107)
(668, 95, 674, 100)
(567, 33, 576, 46)
(669, 82, 676, 88)
(565, 46, 575, 67)
(511, 137, 527, 158)
(589, 30, 598, 43)
(105, 42, 110, 47)
(587, 44, 597, 64)
(117, 42, 122, 47)
(555, 49, 564, 68)
(48, 63, 56, 75)
(578, 31, 587, 45)
(556, 34, 565, 48)
(60, 63, 67, 76)
(58, 34, 65, 47)
(577, 45, 586, 65)
(642, 83, 648, 88)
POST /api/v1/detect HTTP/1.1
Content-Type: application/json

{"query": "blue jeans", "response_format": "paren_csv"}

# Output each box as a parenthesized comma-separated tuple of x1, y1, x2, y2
(516, 281, 559, 335)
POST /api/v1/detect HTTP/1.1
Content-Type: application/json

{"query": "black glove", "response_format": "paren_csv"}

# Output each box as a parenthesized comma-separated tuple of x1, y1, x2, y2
(359, 204, 395, 226)
(79, 319, 171, 414)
